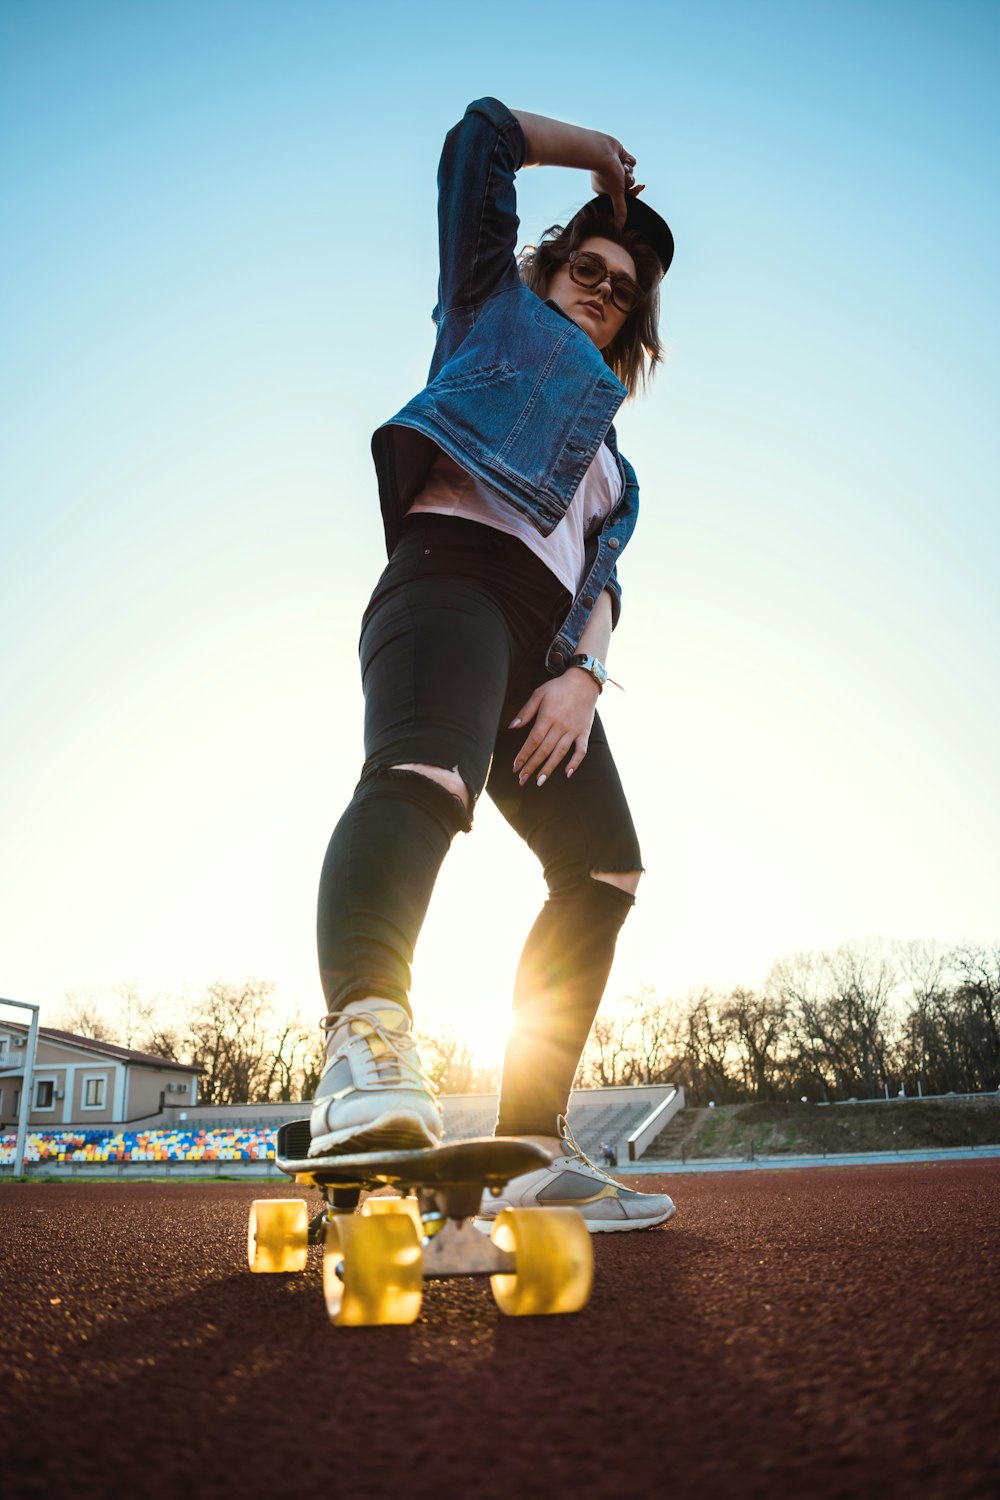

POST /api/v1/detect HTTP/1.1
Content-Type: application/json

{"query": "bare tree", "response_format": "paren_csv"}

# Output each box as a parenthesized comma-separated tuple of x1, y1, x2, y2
(682, 989, 742, 1103)
(296, 1027, 327, 1101)
(263, 1021, 326, 1103)
(719, 986, 788, 1100)
(414, 1028, 499, 1095)
(825, 943, 897, 1097)
(56, 979, 349, 1103)
(576, 990, 673, 1087)
(109, 979, 159, 1051)
(54, 980, 164, 1053)
(949, 943, 1000, 1087)
(769, 943, 899, 1100)
(141, 1024, 187, 1063)
(896, 940, 956, 1094)
(579, 1002, 635, 1087)
(53, 989, 117, 1043)
(184, 980, 280, 1105)
(768, 949, 836, 1097)
(626, 986, 683, 1085)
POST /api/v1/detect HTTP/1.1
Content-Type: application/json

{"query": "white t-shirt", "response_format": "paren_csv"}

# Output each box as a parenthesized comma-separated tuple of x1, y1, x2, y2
(407, 443, 623, 596)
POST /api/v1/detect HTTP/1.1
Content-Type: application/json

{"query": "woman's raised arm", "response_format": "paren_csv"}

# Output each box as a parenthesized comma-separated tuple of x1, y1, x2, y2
(510, 110, 644, 228)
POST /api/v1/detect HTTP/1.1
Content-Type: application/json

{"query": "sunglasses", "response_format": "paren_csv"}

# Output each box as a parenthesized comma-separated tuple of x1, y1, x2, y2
(567, 251, 643, 315)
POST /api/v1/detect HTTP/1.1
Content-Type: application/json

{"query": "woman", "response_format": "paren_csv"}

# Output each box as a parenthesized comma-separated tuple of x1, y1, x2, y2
(311, 98, 676, 1231)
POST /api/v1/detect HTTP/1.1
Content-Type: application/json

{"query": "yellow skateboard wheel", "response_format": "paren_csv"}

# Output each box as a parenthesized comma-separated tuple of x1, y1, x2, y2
(323, 1212, 423, 1326)
(489, 1208, 593, 1316)
(247, 1198, 309, 1273)
(361, 1194, 424, 1236)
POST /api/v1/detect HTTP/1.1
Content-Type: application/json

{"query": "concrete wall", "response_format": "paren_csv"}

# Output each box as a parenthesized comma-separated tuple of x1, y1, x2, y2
(142, 1101, 299, 1129)
(119, 1087, 682, 1133)
(125, 1067, 186, 1122)
(627, 1086, 686, 1160)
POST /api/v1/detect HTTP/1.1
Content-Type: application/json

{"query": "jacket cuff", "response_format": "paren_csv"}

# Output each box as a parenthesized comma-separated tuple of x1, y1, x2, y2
(605, 577, 623, 630)
(462, 97, 527, 171)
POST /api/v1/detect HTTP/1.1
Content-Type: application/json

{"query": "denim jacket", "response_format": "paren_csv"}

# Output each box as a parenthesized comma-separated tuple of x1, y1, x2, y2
(371, 96, 641, 673)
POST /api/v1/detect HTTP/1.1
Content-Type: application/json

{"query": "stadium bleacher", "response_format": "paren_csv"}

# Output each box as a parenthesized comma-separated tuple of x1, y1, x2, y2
(1, 1087, 678, 1168)
(442, 1098, 650, 1159)
(0, 1126, 275, 1166)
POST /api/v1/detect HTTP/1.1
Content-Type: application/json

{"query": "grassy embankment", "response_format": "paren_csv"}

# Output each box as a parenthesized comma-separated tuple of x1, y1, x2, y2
(650, 1094, 1000, 1160)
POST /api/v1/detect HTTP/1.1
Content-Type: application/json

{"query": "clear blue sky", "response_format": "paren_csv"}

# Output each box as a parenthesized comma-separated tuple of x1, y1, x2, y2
(2, 0, 998, 1057)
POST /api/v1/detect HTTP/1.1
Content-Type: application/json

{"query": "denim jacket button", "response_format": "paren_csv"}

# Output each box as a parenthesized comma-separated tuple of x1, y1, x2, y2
(608, 538, 620, 550)
(583, 595, 595, 609)
(551, 650, 564, 665)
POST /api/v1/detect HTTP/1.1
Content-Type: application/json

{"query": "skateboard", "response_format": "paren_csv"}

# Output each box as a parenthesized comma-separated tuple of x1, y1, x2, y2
(247, 1118, 593, 1326)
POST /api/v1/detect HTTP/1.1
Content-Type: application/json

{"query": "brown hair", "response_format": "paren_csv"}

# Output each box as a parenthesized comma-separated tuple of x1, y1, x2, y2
(518, 201, 664, 397)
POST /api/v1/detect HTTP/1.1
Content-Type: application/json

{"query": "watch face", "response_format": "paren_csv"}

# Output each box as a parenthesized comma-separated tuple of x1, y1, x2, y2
(592, 659, 608, 685)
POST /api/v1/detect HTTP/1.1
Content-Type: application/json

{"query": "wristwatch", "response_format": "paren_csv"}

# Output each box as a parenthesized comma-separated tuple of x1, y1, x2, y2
(567, 653, 608, 692)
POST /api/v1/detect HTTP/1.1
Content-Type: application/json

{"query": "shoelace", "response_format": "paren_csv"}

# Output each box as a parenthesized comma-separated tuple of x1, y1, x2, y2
(557, 1113, 613, 1179)
(321, 1009, 440, 1095)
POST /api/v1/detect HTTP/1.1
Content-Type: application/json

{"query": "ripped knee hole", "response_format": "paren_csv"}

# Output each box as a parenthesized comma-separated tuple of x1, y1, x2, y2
(390, 762, 472, 816)
(591, 869, 643, 896)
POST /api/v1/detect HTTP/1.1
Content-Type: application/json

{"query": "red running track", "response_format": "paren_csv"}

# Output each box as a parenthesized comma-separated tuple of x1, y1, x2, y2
(2, 1161, 998, 1500)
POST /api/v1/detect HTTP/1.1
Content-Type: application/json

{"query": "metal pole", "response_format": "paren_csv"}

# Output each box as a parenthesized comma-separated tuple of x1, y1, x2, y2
(1, 998, 41, 1177)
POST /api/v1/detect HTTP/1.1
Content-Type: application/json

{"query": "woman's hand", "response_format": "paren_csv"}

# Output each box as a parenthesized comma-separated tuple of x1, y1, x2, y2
(590, 138, 646, 228)
(510, 671, 602, 786)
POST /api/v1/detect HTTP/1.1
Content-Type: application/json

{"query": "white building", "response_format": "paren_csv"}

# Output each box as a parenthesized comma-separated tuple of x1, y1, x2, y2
(0, 1021, 201, 1130)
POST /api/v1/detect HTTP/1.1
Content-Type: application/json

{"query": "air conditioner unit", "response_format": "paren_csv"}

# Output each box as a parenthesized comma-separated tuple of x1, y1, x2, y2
(54, 1090, 65, 1100)
(13, 1038, 26, 1049)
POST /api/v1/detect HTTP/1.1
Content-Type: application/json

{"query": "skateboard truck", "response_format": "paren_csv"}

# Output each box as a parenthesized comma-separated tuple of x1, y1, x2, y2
(419, 1218, 516, 1277)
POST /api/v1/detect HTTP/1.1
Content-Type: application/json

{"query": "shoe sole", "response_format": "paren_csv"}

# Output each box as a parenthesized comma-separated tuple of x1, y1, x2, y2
(477, 1201, 677, 1233)
(308, 1110, 441, 1158)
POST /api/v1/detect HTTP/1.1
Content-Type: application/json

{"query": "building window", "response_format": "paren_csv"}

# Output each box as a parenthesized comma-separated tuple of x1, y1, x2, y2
(35, 1080, 55, 1109)
(83, 1077, 106, 1108)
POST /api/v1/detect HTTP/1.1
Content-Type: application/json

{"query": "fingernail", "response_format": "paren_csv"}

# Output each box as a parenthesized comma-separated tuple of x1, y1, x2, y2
(566, 767, 575, 778)
(536, 774, 547, 788)
(513, 761, 522, 773)
(518, 774, 527, 786)
(509, 718, 521, 729)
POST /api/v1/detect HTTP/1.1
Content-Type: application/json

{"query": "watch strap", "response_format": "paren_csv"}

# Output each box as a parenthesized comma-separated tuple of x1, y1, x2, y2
(567, 653, 608, 691)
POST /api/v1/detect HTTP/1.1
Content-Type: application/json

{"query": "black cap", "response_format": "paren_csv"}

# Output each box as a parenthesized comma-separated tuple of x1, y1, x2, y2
(569, 193, 674, 277)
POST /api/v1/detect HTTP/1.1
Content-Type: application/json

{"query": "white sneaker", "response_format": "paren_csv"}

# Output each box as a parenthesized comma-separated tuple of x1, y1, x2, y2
(478, 1118, 676, 1233)
(308, 998, 442, 1157)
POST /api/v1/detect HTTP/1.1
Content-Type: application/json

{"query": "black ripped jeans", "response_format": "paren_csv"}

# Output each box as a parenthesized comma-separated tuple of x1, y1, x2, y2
(317, 514, 643, 1137)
